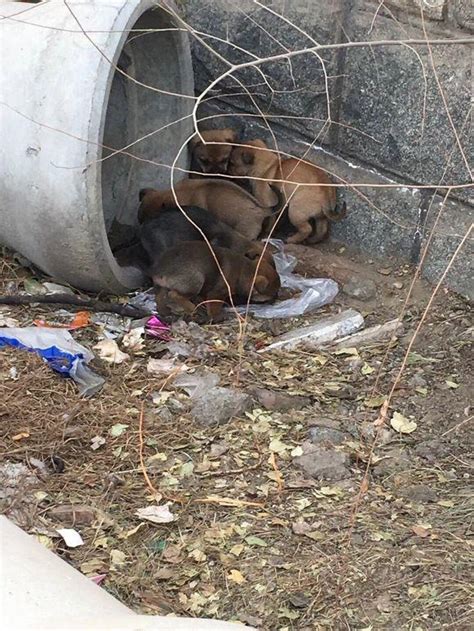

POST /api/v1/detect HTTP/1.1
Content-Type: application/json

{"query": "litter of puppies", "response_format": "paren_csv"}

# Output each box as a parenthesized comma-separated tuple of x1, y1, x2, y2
(115, 127, 347, 323)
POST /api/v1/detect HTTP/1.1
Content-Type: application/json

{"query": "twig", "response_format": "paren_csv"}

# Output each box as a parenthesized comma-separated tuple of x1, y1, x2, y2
(0, 293, 151, 318)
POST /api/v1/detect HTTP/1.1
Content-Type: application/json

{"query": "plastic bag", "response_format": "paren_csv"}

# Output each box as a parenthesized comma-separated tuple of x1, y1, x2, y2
(237, 239, 339, 319)
(0, 327, 104, 396)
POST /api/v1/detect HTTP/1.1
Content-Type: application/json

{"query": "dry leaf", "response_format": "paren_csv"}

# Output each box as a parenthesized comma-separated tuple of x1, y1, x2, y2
(80, 557, 104, 575)
(391, 411, 417, 434)
(361, 362, 375, 375)
(109, 423, 128, 437)
(228, 569, 246, 584)
(12, 431, 30, 441)
(245, 535, 267, 547)
(290, 446, 304, 457)
(188, 548, 207, 562)
(445, 380, 459, 389)
(230, 544, 245, 557)
(110, 549, 127, 568)
(94, 339, 129, 364)
(135, 505, 176, 524)
(412, 524, 432, 538)
(365, 395, 387, 408)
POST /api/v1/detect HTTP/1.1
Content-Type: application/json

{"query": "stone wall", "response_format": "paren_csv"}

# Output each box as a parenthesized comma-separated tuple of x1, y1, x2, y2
(181, 0, 473, 298)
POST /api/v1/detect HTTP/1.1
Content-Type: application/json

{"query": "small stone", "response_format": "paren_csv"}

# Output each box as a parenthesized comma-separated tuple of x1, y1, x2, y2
(377, 267, 392, 276)
(293, 442, 350, 480)
(289, 591, 311, 608)
(249, 387, 310, 411)
(342, 277, 376, 301)
(49, 504, 98, 526)
(408, 373, 427, 388)
(373, 447, 412, 477)
(414, 439, 447, 462)
(393, 281, 403, 289)
(308, 425, 350, 446)
(399, 484, 438, 504)
(191, 387, 252, 426)
(359, 421, 392, 446)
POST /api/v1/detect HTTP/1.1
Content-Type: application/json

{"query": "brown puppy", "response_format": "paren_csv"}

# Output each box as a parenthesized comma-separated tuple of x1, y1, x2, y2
(228, 139, 346, 244)
(151, 241, 280, 322)
(190, 128, 237, 175)
(138, 179, 274, 241)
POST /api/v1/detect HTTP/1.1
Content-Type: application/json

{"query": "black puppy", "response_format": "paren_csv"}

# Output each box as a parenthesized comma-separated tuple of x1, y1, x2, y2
(138, 205, 272, 266)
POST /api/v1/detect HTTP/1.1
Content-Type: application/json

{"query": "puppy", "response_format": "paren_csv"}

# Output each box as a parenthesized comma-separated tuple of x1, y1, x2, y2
(190, 128, 237, 175)
(139, 205, 274, 267)
(228, 139, 346, 244)
(151, 241, 280, 321)
(138, 179, 274, 241)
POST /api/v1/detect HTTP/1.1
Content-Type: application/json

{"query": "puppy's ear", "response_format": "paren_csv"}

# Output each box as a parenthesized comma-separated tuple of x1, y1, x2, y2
(139, 188, 154, 201)
(242, 151, 255, 166)
(254, 275, 269, 293)
(190, 134, 202, 149)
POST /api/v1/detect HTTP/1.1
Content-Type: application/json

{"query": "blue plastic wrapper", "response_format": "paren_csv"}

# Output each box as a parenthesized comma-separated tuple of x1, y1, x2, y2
(0, 327, 105, 396)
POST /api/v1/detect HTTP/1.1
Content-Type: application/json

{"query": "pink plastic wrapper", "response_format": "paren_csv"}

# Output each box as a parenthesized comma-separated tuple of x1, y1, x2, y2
(146, 315, 171, 340)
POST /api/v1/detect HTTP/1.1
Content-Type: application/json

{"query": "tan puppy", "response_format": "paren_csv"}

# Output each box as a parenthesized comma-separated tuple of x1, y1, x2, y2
(190, 128, 237, 175)
(151, 241, 281, 322)
(138, 179, 274, 241)
(228, 140, 346, 244)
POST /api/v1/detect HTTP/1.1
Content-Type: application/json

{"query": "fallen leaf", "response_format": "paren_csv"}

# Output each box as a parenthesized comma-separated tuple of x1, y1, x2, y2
(415, 386, 428, 396)
(109, 423, 128, 437)
(135, 505, 176, 524)
(35, 534, 54, 549)
(365, 395, 387, 408)
(230, 544, 245, 557)
(290, 446, 304, 457)
(180, 461, 194, 477)
(12, 431, 30, 441)
(56, 528, 84, 548)
(278, 606, 300, 620)
(334, 347, 359, 357)
(269, 438, 289, 453)
(91, 435, 106, 451)
(80, 558, 104, 575)
(391, 411, 417, 434)
(245, 535, 267, 547)
(34, 491, 49, 502)
(437, 500, 454, 508)
(361, 362, 375, 375)
(412, 524, 432, 538)
(155, 567, 174, 580)
(93, 536, 109, 549)
(94, 339, 129, 364)
(445, 380, 459, 389)
(188, 548, 207, 562)
(228, 569, 246, 584)
(110, 549, 127, 568)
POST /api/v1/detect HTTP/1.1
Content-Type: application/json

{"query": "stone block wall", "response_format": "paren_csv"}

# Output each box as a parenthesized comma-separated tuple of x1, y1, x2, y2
(181, 0, 473, 298)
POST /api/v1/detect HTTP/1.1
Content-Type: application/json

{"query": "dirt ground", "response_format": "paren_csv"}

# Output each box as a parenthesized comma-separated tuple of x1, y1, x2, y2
(0, 242, 472, 630)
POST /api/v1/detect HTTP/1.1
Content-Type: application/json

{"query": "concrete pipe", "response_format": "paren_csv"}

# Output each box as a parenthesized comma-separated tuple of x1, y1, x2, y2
(0, 0, 194, 292)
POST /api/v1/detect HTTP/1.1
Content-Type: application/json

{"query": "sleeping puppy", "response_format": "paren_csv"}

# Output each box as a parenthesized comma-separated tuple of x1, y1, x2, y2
(228, 139, 346, 244)
(190, 128, 237, 175)
(138, 179, 274, 241)
(139, 205, 275, 267)
(151, 241, 280, 322)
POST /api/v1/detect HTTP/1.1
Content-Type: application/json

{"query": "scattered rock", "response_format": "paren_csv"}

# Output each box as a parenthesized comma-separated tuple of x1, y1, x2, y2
(414, 439, 448, 463)
(209, 441, 230, 458)
(308, 425, 350, 446)
(377, 267, 392, 276)
(408, 373, 427, 388)
(293, 442, 351, 480)
(289, 591, 311, 608)
(191, 387, 252, 426)
(0, 462, 37, 500)
(393, 281, 404, 290)
(399, 484, 438, 504)
(342, 277, 376, 301)
(248, 386, 310, 411)
(359, 421, 393, 446)
(373, 447, 412, 477)
(49, 504, 98, 526)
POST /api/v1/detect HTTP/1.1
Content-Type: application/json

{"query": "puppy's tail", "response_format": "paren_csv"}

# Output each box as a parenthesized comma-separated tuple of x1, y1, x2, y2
(322, 200, 347, 222)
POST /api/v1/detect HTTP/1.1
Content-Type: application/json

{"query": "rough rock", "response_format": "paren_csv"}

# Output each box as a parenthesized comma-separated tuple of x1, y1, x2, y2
(308, 425, 351, 446)
(249, 387, 310, 412)
(359, 421, 393, 446)
(414, 439, 449, 462)
(191, 387, 252, 426)
(373, 447, 412, 477)
(399, 484, 438, 504)
(293, 442, 351, 480)
(342, 277, 377, 301)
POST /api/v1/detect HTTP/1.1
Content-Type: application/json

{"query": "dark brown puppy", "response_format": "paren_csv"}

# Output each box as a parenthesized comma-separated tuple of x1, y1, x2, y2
(190, 128, 237, 175)
(138, 179, 274, 241)
(139, 204, 275, 267)
(228, 139, 346, 244)
(151, 241, 280, 321)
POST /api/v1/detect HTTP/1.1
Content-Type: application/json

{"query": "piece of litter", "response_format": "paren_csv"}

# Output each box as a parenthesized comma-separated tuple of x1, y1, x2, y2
(94, 339, 129, 364)
(90, 574, 107, 585)
(91, 435, 106, 450)
(56, 528, 84, 548)
(42, 282, 75, 295)
(135, 505, 176, 524)
(260, 309, 364, 352)
(0, 314, 19, 327)
(122, 327, 145, 352)
(0, 327, 104, 396)
(147, 357, 188, 376)
(146, 315, 171, 339)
